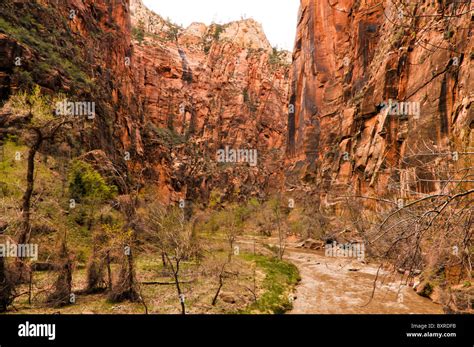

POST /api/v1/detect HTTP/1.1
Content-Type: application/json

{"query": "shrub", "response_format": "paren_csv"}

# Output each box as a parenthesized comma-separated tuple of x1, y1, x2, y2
(132, 26, 144, 44)
(68, 160, 117, 203)
(213, 24, 224, 40)
(166, 26, 179, 42)
(268, 47, 289, 69)
(147, 124, 185, 147)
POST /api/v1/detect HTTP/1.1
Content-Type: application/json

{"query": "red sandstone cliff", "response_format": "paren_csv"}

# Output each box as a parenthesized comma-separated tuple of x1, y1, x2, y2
(130, 0, 291, 203)
(0, 0, 291, 205)
(0, 0, 143, 187)
(288, 0, 473, 210)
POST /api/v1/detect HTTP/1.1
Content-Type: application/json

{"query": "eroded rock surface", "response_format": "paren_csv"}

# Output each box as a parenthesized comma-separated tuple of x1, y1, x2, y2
(287, 0, 473, 210)
(131, 0, 291, 203)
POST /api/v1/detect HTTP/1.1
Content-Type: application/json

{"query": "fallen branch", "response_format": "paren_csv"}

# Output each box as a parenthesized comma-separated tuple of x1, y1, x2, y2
(141, 280, 195, 286)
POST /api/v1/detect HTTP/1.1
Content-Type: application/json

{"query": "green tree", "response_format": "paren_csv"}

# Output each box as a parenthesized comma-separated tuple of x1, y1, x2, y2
(132, 20, 145, 44)
(68, 160, 117, 203)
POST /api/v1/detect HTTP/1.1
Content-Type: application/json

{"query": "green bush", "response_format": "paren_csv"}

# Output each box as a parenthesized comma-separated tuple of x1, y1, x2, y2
(166, 26, 179, 42)
(68, 160, 117, 203)
(213, 24, 224, 40)
(268, 47, 289, 69)
(132, 26, 145, 44)
(209, 189, 223, 209)
(148, 125, 185, 147)
(13, 68, 34, 91)
(0, 15, 92, 92)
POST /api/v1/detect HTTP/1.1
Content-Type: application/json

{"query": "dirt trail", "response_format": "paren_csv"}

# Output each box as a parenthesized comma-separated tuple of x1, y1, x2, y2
(285, 247, 443, 314)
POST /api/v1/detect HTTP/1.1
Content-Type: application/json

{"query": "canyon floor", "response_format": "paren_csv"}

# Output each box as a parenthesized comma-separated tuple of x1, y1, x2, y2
(9, 235, 443, 315)
(235, 237, 443, 314)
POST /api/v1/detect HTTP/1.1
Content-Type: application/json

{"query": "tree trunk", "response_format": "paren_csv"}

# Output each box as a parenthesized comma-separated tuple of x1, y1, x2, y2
(18, 136, 42, 245)
(212, 274, 224, 306)
(177, 280, 186, 315)
(168, 257, 185, 315)
(16, 134, 42, 283)
(0, 256, 14, 312)
(106, 251, 112, 291)
(161, 251, 167, 268)
(127, 248, 135, 294)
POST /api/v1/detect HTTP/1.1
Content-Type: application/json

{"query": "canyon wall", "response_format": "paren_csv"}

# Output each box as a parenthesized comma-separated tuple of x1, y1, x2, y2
(130, 0, 290, 204)
(0, 0, 142, 191)
(0, 0, 291, 205)
(3, 0, 471, 211)
(287, 0, 473, 212)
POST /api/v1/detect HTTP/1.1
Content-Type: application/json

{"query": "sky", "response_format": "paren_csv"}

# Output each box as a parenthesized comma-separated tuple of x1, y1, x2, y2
(142, 0, 299, 51)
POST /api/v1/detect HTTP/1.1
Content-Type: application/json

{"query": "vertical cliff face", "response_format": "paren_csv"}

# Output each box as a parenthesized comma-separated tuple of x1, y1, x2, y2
(130, 0, 291, 203)
(288, 0, 473, 209)
(134, 20, 289, 151)
(0, 0, 142, 184)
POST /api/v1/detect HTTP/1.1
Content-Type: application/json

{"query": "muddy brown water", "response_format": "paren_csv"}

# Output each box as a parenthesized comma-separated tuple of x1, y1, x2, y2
(235, 237, 443, 314)
(285, 247, 443, 314)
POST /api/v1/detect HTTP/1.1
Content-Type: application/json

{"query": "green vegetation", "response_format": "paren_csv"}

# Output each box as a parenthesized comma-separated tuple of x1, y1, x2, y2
(132, 25, 145, 44)
(209, 189, 224, 209)
(165, 25, 179, 42)
(68, 160, 117, 203)
(444, 28, 454, 40)
(0, 14, 92, 92)
(240, 254, 300, 314)
(268, 47, 290, 70)
(418, 282, 434, 298)
(243, 88, 250, 104)
(146, 123, 186, 147)
(392, 28, 405, 47)
(8, 85, 60, 125)
(213, 24, 224, 40)
(243, 88, 258, 114)
(0, 140, 31, 199)
(13, 68, 34, 91)
(202, 23, 227, 54)
(1, 137, 303, 314)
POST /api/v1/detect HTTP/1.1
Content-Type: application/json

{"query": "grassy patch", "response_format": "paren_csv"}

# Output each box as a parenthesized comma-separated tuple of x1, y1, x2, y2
(239, 254, 300, 314)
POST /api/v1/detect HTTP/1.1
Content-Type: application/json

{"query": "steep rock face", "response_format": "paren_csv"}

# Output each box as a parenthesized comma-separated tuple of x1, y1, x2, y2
(131, 1, 291, 203)
(0, 0, 141, 180)
(130, 0, 178, 40)
(288, 0, 473, 209)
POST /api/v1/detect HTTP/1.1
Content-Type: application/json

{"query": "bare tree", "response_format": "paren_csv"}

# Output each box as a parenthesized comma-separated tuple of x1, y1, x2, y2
(347, 139, 474, 311)
(271, 198, 287, 260)
(211, 208, 239, 306)
(85, 226, 110, 294)
(1, 87, 72, 282)
(149, 205, 200, 314)
(46, 233, 73, 307)
(108, 195, 141, 303)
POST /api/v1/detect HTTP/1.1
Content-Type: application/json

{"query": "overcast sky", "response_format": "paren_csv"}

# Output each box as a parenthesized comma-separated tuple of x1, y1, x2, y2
(142, 0, 299, 50)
